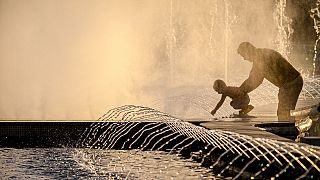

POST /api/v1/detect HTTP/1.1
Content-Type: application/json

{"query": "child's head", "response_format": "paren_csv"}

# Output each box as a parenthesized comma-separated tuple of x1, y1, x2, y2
(213, 79, 226, 93)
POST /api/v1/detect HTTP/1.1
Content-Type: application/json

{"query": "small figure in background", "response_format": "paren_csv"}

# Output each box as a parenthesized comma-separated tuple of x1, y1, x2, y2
(211, 79, 254, 116)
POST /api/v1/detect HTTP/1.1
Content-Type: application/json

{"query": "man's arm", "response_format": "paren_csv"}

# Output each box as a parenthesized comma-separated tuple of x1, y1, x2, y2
(211, 95, 227, 116)
(239, 63, 264, 93)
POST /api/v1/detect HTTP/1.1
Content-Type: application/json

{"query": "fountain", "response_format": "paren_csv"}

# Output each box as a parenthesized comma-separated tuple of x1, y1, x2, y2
(311, 0, 320, 77)
(78, 105, 320, 179)
(1, 0, 320, 179)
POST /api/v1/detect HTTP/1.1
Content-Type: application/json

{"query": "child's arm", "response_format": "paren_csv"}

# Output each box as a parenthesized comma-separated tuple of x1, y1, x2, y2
(211, 95, 227, 116)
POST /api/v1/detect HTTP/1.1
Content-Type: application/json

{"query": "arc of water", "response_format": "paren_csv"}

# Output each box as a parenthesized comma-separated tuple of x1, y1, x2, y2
(220, 131, 269, 157)
(105, 123, 137, 149)
(210, 148, 233, 169)
(278, 141, 320, 172)
(254, 138, 291, 167)
(191, 126, 239, 154)
(189, 149, 206, 162)
(302, 83, 317, 99)
(253, 150, 287, 177)
(200, 146, 220, 165)
(274, 156, 305, 178)
(168, 122, 198, 139)
(128, 108, 167, 120)
(264, 140, 307, 171)
(231, 135, 274, 164)
(89, 123, 120, 149)
(131, 114, 167, 121)
(80, 113, 120, 146)
(307, 146, 320, 156)
(203, 130, 228, 150)
(120, 123, 147, 149)
(99, 105, 134, 121)
(225, 132, 273, 162)
(177, 139, 198, 155)
(96, 123, 124, 146)
(129, 123, 165, 148)
(110, 123, 141, 149)
(91, 127, 118, 149)
(83, 104, 320, 178)
(296, 159, 320, 180)
(213, 131, 253, 159)
(169, 137, 193, 154)
(153, 131, 181, 151)
(232, 149, 277, 180)
(140, 127, 171, 150)
(258, 139, 297, 168)
(217, 131, 268, 159)
(299, 146, 320, 172)
(219, 147, 259, 176)
(190, 127, 214, 144)
(129, 122, 160, 140)
(167, 122, 232, 152)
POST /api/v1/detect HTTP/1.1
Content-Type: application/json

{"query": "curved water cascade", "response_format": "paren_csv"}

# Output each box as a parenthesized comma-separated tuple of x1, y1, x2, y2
(78, 105, 320, 179)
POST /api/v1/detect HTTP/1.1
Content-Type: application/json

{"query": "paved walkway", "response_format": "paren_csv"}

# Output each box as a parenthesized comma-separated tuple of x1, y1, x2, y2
(199, 118, 293, 142)
(186, 102, 305, 143)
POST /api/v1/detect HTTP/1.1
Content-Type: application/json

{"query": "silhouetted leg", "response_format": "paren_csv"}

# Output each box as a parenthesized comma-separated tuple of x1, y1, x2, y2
(230, 94, 252, 115)
(277, 75, 303, 121)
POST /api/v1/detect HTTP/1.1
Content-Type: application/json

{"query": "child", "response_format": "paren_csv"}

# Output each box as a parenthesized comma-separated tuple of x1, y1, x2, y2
(211, 79, 254, 116)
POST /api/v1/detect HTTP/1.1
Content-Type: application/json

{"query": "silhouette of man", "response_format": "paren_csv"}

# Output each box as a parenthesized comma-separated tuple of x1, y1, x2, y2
(237, 42, 303, 121)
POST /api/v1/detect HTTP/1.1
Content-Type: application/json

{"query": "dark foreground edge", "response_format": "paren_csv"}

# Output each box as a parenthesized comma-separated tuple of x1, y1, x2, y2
(0, 121, 319, 148)
(0, 122, 91, 148)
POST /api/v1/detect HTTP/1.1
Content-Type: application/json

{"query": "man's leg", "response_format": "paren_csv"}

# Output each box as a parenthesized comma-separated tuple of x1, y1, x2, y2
(277, 88, 291, 121)
(277, 75, 303, 121)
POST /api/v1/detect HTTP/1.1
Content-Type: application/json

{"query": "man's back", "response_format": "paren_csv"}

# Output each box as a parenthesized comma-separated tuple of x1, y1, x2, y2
(255, 48, 300, 88)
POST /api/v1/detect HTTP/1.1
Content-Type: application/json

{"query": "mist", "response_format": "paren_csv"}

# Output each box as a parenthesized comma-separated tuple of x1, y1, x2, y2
(0, 0, 310, 120)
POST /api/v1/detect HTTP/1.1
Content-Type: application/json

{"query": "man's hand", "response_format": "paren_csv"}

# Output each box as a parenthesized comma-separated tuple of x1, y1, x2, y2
(211, 110, 217, 116)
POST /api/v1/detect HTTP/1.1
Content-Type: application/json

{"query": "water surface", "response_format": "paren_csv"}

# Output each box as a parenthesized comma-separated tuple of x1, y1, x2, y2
(0, 148, 217, 179)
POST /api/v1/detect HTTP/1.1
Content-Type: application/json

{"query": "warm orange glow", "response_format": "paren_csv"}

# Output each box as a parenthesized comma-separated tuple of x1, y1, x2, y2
(0, 0, 293, 120)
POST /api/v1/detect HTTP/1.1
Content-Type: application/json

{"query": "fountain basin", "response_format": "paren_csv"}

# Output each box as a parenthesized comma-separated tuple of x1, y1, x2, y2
(1, 120, 320, 179)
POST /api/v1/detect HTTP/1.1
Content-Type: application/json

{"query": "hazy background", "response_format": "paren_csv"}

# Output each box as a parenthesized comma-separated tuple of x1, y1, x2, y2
(0, 0, 315, 120)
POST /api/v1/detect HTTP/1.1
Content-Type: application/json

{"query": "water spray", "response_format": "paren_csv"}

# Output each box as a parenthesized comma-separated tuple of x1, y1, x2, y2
(310, 0, 320, 77)
(274, 0, 293, 59)
(78, 105, 320, 179)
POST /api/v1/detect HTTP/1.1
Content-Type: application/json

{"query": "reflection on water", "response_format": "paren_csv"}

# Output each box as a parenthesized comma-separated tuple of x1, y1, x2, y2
(0, 148, 217, 179)
(0, 148, 93, 179)
(75, 149, 218, 179)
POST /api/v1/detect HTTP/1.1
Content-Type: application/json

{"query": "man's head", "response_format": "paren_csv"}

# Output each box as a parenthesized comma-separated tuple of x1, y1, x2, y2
(237, 42, 256, 62)
(213, 79, 227, 94)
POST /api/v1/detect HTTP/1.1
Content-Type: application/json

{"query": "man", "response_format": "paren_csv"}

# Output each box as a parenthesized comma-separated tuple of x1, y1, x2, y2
(237, 42, 303, 121)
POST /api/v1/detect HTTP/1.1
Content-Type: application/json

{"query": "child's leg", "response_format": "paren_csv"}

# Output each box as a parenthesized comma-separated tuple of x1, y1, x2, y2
(230, 94, 250, 109)
(231, 95, 254, 115)
(240, 104, 254, 115)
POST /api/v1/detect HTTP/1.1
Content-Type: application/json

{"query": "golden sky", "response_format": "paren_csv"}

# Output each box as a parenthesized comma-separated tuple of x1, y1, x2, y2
(0, 0, 288, 120)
